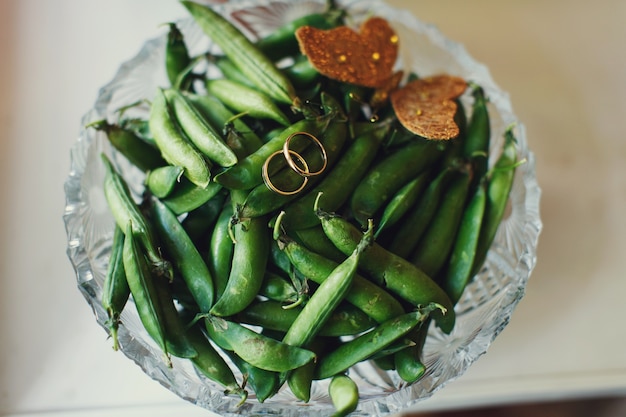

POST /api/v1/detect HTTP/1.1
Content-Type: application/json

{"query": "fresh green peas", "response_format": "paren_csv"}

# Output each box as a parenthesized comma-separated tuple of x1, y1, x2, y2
(463, 84, 490, 184)
(386, 167, 454, 259)
(316, 210, 455, 333)
(209, 190, 269, 317)
(101, 154, 172, 279)
(182, 1, 297, 105)
(161, 177, 223, 215)
(122, 222, 170, 364)
(164, 22, 191, 88)
(89, 120, 165, 172)
(237, 300, 376, 337)
(314, 304, 442, 380)
(275, 222, 405, 325)
(204, 316, 315, 372)
(328, 374, 359, 417)
(442, 181, 487, 304)
(149, 87, 212, 189)
(185, 92, 264, 158)
(149, 197, 215, 313)
(375, 170, 430, 237)
(163, 88, 238, 167)
(186, 324, 247, 403)
(206, 79, 292, 127)
(350, 136, 445, 227)
(207, 202, 234, 298)
(145, 165, 183, 199)
(410, 168, 472, 278)
(224, 351, 279, 403)
(281, 220, 371, 348)
(472, 125, 519, 276)
(258, 271, 300, 305)
(101, 225, 130, 351)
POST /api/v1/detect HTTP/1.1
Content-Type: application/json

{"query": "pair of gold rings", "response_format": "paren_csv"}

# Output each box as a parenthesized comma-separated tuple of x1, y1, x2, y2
(262, 131, 328, 196)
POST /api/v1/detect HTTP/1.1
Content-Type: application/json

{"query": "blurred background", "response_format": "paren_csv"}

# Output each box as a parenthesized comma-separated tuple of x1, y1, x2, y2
(1, 0, 625, 416)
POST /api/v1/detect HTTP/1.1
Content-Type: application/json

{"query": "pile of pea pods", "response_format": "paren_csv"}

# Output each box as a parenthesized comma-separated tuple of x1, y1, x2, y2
(93, 1, 519, 414)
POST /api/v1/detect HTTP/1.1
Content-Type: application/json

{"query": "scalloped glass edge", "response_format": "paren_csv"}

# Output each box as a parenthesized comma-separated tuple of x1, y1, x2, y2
(63, 0, 542, 416)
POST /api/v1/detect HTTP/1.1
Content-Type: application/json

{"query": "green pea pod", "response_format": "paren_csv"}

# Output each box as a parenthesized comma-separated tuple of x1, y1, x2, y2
(292, 225, 345, 263)
(187, 325, 247, 403)
(181, 189, 227, 245)
(411, 169, 472, 278)
(214, 118, 326, 190)
(393, 322, 429, 383)
(206, 79, 291, 127)
(281, 227, 368, 348)
(89, 120, 165, 172)
(149, 197, 215, 313)
(236, 300, 376, 337)
(210, 191, 269, 317)
(182, 1, 297, 105)
(375, 170, 430, 237)
(314, 304, 442, 380)
(317, 211, 455, 333)
(164, 88, 238, 167)
(350, 136, 445, 226)
(161, 177, 223, 215)
(101, 154, 172, 279)
(328, 374, 359, 417)
(258, 271, 299, 304)
(214, 56, 257, 89)
(443, 181, 487, 304)
(204, 316, 315, 372)
(239, 120, 347, 219)
(463, 85, 490, 182)
(207, 202, 234, 298)
(185, 93, 264, 158)
(287, 337, 336, 403)
(279, 122, 389, 231)
(165, 22, 191, 88)
(101, 225, 130, 351)
(472, 126, 519, 276)
(276, 228, 405, 325)
(145, 165, 183, 199)
(152, 274, 198, 359)
(121, 222, 169, 363)
(149, 87, 212, 188)
(387, 167, 454, 259)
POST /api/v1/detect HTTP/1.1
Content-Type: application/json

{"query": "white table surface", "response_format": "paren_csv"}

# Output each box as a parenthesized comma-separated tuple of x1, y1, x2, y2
(1, 1, 625, 416)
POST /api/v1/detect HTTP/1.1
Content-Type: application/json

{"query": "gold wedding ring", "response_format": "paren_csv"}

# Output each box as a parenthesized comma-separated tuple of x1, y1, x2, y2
(262, 149, 310, 196)
(282, 132, 327, 177)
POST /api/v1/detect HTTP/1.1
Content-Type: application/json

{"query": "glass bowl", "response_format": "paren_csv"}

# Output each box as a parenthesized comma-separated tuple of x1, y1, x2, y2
(63, 0, 542, 415)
